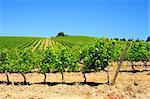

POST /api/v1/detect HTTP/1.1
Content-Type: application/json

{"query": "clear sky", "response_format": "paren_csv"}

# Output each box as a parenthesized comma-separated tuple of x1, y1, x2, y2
(0, 0, 149, 40)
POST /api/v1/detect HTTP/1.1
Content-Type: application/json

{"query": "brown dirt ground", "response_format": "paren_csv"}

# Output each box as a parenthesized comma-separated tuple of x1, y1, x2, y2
(0, 62, 150, 99)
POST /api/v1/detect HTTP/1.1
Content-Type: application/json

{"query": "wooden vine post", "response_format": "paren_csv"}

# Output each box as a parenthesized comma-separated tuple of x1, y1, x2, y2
(111, 43, 130, 85)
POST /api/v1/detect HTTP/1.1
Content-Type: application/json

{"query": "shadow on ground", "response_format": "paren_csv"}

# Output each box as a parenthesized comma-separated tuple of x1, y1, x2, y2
(35, 82, 106, 86)
(119, 69, 150, 73)
(0, 81, 31, 85)
(0, 81, 106, 86)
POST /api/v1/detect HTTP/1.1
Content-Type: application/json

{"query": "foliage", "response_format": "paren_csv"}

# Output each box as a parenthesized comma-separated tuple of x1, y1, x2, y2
(0, 49, 37, 73)
(55, 46, 79, 72)
(126, 41, 150, 62)
(0, 49, 11, 72)
(146, 36, 150, 42)
(0, 37, 150, 77)
(52, 36, 97, 48)
(0, 36, 43, 50)
(56, 32, 68, 37)
(11, 49, 36, 73)
(80, 38, 114, 72)
(39, 47, 58, 73)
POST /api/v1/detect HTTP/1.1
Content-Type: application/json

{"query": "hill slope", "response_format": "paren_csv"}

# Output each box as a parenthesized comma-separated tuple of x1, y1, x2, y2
(0, 36, 97, 51)
(51, 36, 97, 47)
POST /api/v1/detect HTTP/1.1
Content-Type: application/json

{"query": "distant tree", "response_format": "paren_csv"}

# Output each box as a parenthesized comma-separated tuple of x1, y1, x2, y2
(146, 36, 150, 42)
(135, 38, 140, 42)
(56, 32, 68, 37)
(113, 38, 119, 41)
(128, 39, 134, 41)
(57, 32, 65, 37)
(120, 38, 126, 41)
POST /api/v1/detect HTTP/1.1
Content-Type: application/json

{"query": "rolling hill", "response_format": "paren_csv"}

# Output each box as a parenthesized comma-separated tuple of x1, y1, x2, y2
(0, 36, 97, 51)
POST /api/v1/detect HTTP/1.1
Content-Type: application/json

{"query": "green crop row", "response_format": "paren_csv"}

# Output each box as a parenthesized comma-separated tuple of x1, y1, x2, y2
(0, 38, 150, 84)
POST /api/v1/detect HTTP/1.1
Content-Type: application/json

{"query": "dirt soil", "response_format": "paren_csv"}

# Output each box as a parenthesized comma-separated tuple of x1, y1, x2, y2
(0, 62, 150, 99)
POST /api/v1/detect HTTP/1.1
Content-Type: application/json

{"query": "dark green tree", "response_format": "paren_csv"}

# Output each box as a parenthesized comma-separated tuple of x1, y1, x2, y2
(146, 36, 150, 42)
(120, 38, 126, 41)
(57, 32, 65, 37)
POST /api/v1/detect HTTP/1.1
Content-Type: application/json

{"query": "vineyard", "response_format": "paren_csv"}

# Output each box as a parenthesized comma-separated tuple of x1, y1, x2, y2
(0, 36, 59, 51)
(51, 36, 97, 48)
(0, 36, 150, 85)
(0, 36, 150, 98)
(0, 36, 96, 51)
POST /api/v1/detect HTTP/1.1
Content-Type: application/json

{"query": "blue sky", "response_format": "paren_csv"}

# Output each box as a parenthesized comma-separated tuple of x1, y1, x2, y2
(0, 0, 149, 40)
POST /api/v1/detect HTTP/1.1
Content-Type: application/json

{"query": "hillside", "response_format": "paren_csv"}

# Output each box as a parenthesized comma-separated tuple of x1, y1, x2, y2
(0, 36, 97, 51)
(51, 36, 97, 47)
